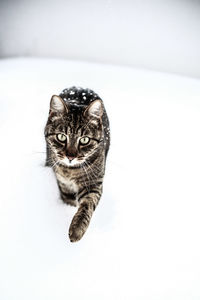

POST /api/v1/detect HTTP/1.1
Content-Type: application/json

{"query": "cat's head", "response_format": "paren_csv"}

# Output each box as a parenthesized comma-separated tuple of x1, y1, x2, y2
(45, 95, 104, 168)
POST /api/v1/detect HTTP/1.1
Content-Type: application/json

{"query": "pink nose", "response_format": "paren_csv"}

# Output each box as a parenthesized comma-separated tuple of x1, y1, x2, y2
(67, 156, 75, 162)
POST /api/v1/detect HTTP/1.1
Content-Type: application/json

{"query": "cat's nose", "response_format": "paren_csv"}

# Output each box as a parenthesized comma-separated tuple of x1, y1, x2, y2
(67, 156, 75, 162)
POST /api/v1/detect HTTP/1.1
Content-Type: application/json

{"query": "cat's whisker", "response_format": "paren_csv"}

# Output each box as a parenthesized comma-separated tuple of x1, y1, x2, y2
(83, 162, 97, 188)
(85, 160, 102, 174)
(80, 163, 90, 193)
(32, 151, 46, 154)
(83, 162, 98, 186)
(82, 163, 90, 185)
(84, 161, 99, 180)
(50, 159, 60, 169)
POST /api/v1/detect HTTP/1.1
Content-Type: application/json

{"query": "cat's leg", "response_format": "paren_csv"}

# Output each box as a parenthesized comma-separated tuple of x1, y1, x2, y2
(69, 188, 102, 242)
(58, 182, 78, 207)
(60, 191, 77, 207)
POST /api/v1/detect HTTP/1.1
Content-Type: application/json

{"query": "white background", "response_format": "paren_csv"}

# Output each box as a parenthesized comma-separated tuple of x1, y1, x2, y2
(0, 0, 200, 77)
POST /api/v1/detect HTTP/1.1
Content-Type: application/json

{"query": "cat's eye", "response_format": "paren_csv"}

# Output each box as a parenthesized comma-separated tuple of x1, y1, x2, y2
(57, 133, 67, 142)
(79, 136, 90, 145)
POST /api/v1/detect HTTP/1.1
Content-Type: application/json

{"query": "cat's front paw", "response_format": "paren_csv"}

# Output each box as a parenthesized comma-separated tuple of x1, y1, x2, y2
(68, 211, 90, 242)
(69, 224, 85, 242)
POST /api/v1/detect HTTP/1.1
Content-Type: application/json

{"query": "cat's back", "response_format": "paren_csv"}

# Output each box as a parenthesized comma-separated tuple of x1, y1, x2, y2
(59, 86, 100, 107)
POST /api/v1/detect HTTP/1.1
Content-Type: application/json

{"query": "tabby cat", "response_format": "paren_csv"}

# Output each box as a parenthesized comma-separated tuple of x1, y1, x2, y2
(44, 87, 110, 242)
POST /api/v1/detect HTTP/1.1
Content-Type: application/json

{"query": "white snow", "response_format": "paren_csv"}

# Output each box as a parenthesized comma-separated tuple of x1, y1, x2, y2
(0, 57, 200, 299)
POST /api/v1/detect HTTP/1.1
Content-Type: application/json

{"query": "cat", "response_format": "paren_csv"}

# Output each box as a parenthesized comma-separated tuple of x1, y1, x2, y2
(44, 87, 110, 242)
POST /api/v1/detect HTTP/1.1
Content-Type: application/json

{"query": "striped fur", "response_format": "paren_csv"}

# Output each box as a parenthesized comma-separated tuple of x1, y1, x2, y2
(44, 87, 110, 242)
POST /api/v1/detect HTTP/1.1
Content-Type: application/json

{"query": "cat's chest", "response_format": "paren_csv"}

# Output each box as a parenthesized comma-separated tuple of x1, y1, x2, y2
(55, 172, 78, 193)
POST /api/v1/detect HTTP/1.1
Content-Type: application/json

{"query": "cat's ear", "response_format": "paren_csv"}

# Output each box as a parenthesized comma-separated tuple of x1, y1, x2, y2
(50, 95, 68, 114)
(84, 100, 103, 118)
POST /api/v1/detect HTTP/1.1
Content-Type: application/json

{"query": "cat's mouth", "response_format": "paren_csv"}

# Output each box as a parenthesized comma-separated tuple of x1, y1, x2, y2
(60, 157, 84, 168)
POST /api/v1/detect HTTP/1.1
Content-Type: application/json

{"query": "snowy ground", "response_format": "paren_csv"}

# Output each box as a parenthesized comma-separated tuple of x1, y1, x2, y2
(0, 58, 200, 300)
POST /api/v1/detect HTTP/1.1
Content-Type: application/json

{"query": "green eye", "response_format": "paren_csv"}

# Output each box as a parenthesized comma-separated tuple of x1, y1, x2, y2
(80, 136, 90, 145)
(57, 133, 67, 142)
